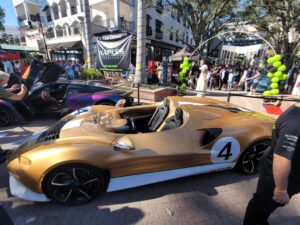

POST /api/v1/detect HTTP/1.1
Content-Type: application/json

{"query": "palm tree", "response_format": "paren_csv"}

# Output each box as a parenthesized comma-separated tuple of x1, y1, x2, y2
(134, 0, 146, 84)
(83, 0, 93, 67)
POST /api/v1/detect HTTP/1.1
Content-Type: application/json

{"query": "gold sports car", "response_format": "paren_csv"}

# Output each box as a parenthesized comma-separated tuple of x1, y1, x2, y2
(7, 96, 273, 205)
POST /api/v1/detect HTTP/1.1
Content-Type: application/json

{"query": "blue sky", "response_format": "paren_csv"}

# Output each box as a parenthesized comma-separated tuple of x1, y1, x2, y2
(1, 0, 18, 27)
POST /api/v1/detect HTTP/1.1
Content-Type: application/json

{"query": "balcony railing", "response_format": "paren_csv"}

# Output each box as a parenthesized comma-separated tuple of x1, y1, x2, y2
(73, 27, 80, 35)
(61, 10, 67, 18)
(46, 31, 55, 39)
(155, 31, 163, 39)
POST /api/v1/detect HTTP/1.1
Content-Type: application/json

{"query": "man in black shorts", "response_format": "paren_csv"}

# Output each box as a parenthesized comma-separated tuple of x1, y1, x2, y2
(242, 103, 300, 225)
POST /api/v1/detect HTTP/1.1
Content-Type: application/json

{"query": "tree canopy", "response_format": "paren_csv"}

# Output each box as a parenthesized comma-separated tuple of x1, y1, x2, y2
(166, 0, 239, 46)
(240, 0, 300, 69)
(0, 6, 5, 44)
(0, 6, 5, 31)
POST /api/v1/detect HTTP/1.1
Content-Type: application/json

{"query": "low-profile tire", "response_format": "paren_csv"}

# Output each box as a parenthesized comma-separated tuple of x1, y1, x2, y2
(43, 164, 108, 205)
(0, 106, 14, 127)
(95, 100, 115, 106)
(236, 139, 271, 175)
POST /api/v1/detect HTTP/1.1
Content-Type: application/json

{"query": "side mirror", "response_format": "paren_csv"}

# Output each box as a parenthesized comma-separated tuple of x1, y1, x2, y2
(113, 136, 135, 151)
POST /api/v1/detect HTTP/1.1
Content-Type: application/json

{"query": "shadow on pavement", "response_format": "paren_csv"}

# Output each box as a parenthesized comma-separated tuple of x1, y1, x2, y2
(0, 130, 34, 145)
(2, 201, 144, 225)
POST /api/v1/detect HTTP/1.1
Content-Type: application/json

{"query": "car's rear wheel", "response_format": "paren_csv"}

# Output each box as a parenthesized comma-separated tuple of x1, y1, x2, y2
(0, 106, 13, 127)
(237, 139, 271, 175)
(43, 164, 108, 205)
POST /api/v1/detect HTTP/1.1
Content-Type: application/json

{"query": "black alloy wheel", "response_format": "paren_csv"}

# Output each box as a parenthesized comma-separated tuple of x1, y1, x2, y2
(237, 140, 271, 175)
(0, 106, 13, 127)
(43, 164, 108, 205)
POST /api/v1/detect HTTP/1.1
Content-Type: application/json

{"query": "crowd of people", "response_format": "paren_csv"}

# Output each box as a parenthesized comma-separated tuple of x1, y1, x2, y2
(57, 60, 83, 80)
(186, 59, 300, 96)
(0, 57, 30, 76)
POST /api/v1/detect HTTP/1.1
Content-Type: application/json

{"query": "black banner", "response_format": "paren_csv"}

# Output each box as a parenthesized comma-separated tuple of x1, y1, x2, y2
(96, 35, 132, 72)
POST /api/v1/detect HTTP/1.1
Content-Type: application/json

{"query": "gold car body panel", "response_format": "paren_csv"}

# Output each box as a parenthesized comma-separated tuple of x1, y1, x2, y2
(7, 96, 274, 194)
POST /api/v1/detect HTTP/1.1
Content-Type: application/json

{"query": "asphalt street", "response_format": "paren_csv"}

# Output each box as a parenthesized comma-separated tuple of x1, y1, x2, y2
(0, 120, 299, 225)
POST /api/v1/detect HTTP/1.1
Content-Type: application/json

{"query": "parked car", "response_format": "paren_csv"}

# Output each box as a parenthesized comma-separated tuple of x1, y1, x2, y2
(7, 96, 273, 205)
(0, 61, 133, 126)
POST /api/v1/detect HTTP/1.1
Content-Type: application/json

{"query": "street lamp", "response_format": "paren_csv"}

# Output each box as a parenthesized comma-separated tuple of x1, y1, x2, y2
(28, 5, 50, 61)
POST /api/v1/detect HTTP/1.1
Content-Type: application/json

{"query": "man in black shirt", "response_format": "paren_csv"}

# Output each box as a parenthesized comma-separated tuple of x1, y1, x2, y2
(243, 104, 300, 225)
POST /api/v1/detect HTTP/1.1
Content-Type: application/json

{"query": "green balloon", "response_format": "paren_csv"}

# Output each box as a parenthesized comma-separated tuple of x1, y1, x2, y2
(282, 74, 288, 80)
(180, 64, 184, 69)
(267, 72, 274, 78)
(179, 71, 184, 76)
(267, 57, 276, 64)
(273, 61, 282, 68)
(271, 89, 280, 95)
(181, 83, 187, 88)
(274, 71, 283, 77)
(270, 83, 279, 89)
(278, 65, 286, 72)
(263, 91, 272, 97)
(273, 54, 282, 62)
(182, 61, 189, 67)
(271, 77, 279, 83)
(183, 57, 189, 62)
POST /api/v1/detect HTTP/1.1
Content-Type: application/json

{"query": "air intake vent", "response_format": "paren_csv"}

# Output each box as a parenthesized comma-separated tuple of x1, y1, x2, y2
(37, 119, 70, 143)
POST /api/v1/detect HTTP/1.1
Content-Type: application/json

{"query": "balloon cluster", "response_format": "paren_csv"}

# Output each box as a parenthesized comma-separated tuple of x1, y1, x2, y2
(263, 54, 287, 96)
(177, 57, 191, 95)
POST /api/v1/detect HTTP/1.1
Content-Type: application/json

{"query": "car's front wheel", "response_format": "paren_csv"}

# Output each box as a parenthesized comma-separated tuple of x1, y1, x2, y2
(236, 139, 271, 175)
(43, 164, 108, 205)
(0, 106, 14, 127)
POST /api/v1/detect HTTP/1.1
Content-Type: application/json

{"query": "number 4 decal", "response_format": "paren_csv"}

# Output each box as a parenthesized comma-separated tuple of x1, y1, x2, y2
(211, 137, 240, 163)
(217, 142, 233, 160)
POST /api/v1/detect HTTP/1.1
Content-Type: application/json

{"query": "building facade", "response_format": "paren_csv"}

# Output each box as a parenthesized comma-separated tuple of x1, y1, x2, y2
(13, 0, 194, 63)
(0, 25, 40, 57)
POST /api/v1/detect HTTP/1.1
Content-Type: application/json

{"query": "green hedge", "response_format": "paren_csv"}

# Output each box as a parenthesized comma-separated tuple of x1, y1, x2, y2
(81, 68, 104, 80)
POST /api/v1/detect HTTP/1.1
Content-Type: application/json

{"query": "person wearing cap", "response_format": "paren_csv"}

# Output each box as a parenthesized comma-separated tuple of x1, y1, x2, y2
(0, 71, 27, 100)
(242, 103, 300, 225)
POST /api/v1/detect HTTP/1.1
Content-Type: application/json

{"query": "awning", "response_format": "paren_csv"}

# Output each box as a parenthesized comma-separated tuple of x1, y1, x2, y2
(0, 44, 39, 52)
(48, 41, 82, 50)
(169, 45, 196, 61)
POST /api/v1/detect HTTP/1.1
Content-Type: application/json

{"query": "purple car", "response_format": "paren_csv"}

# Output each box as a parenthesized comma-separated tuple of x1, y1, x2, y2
(0, 62, 133, 127)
